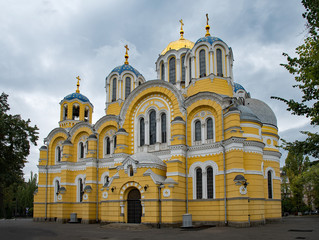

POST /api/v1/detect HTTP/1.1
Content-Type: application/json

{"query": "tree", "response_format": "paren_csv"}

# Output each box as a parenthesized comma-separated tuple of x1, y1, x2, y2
(271, 0, 319, 157)
(0, 93, 38, 218)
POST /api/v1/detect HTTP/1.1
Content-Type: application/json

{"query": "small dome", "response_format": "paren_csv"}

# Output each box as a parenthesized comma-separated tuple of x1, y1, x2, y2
(237, 105, 261, 123)
(245, 98, 277, 126)
(161, 38, 194, 55)
(63, 139, 72, 145)
(130, 152, 166, 167)
(40, 145, 47, 150)
(117, 128, 127, 133)
(88, 134, 97, 139)
(234, 82, 246, 93)
(109, 64, 141, 77)
(194, 36, 224, 46)
(173, 116, 184, 121)
(63, 92, 91, 103)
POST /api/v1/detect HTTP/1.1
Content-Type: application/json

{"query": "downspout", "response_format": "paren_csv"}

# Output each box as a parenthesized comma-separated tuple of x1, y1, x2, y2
(221, 108, 227, 225)
(96, 133, 99, 223)
(158, 185, 162, 228)
(45, 142, 49, 221)
(185, 108, 189, 214)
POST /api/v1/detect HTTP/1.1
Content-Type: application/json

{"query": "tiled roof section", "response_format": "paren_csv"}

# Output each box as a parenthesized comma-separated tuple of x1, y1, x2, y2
(195, 36, 224, 46)
(64, 92, 90, 103)
(234, 82, 246, 92)
(110, 64, 141, 77)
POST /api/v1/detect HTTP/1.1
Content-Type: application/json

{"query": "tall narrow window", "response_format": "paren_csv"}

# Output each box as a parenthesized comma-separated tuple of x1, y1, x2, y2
(161, 113, 167, 143)
(140, 118, 145, 146)
(196, 168, 203, 199)
(79, 142, 84, 158)
(189, 58, 192, 84)
(268, 171, 273, 199)
(56, 146, 61, 162)
(72, 105, 79, 120)
(84, 107, 89, 122)
(199, 49, 206, 77)
(125, 77, 131, 99)
(207, 167, 214, 199)
(63, 104, 68, 120)
(161, 62, 165, 81)
(217, 49, 223, 77)
(104, 176, 109, 187)
(181, 55, 185, 83)
(79, 178, 84, 202)
(113, 136, 117, 151)
(195, 120, 201, 141)
(112, 78, 117, 102)
(149, 110, 156, 145)
(169, 57, 176, 84)
(55, 180, 60, 196)
(105, 137, 110, 155)
(207, 118, 214, 140)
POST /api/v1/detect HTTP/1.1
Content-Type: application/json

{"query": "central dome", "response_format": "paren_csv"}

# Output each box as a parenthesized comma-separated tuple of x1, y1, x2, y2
(161, 38, 194, 55)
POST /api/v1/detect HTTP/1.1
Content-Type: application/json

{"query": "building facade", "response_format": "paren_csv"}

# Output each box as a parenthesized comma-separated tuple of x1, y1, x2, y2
(34, 19, 281, 227)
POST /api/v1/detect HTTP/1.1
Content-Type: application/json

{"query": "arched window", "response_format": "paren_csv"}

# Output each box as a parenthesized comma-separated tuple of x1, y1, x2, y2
(104, 175, 109, 187)
(161, 62, 165, 81)
(138, 81, 142, 86)
(199, 49, 206, 77)
(55, 180, 60, 196)
(112, 78, 117, 102)
(56, 146, 61, 163)
(128, 165, 134, 177)
(196, 168, 202, 199)
(105, 137, 110, 155)
(140, 118, 145, 146)
(79, 142, 84, 159)
(78, 178, 84, 202)
(181, 55, 185, 83)
(72, 104, 79, 120)
(113, 136, 117, 151)
(216, 49, 223, 77)
(189, 58, 192, 83)
(161, 113, 167, 143)
(149, 110, 156, 145)
(84, 106, 89, 122)
(207, 118, 214, 140)
(207, 167, 214, 199)
(125, 77, 131, 99)
(268, 171, 273, 199)
(195, 120, 201, 141)
(63, 104, 68, 120)
(169, 57, 176, 84)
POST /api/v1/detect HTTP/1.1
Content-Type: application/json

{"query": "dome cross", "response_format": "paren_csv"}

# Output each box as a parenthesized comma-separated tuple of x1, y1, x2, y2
(76, 76, 81, 93)
(205, 13, 211, 37)
(179, 19, 184, 39)
(124, 44, 129, 65)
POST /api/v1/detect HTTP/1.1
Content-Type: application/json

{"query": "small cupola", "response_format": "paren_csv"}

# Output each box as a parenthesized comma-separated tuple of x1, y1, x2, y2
(59, 76, 94, 129)
(155, 19, 194, 89)
(105, 45, 145, 112)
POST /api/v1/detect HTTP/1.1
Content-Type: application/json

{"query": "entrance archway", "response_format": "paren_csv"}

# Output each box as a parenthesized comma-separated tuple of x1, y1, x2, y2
(127, 188, 142, 223)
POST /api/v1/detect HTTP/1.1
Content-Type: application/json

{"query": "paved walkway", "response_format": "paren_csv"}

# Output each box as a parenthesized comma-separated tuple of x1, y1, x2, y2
(0, 216, 318, 240)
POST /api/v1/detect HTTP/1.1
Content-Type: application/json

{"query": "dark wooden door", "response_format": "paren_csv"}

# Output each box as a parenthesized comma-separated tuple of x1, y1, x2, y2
(127, 189, 142, 223)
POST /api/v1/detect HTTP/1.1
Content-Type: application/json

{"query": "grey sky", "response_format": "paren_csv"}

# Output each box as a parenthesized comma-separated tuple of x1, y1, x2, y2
(0, 0, 314, 180)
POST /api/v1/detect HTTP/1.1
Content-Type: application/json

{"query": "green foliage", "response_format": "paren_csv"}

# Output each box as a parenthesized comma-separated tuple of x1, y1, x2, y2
(271, 0, 319, 157)
(0, 92, 39, 218)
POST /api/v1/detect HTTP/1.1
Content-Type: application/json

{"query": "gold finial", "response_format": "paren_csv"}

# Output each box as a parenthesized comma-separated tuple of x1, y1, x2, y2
(205, 13, 210, 37)
(76, 76, 81, 93)
(124, 44, 129, 65)
(179, 19, 184, 40)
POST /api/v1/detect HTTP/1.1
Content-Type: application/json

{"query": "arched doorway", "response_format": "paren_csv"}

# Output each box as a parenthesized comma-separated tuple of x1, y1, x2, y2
(127, 188, 142, 223)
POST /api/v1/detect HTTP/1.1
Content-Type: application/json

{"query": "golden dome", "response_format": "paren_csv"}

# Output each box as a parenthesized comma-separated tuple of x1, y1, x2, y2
(160, 19, 194, 55)
(160, 38, 194, 55)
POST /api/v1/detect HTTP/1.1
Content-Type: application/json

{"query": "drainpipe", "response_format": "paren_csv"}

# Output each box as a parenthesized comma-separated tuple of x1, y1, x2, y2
(185, 108, 189, 214)
(158, 184, 163, 228)
(45, 142, 49, 221)
(221, 109, 227, 225)
(96, 133, 99, 223)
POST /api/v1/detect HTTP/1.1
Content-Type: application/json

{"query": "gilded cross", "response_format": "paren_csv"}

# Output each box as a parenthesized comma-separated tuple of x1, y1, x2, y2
(179, 19, 184, 28)
(125, 44, 129, 54)
(206, 13, 209, 25)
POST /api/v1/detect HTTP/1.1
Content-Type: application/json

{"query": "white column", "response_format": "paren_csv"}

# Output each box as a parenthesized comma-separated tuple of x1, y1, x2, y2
(176, 58, 181, 89)
(118, 77, 122, 100)
(110, 139, 114, 155)
(145, 120, 149, 145)
(201, 122, 206, 144)
(156, 117, 161, 143)
(191, 56, 195, 79)
(209, 50, 214, 75)
(164, 62, 168, 82)
(202, 170, 207, 199)
(106, 83, 110, 103)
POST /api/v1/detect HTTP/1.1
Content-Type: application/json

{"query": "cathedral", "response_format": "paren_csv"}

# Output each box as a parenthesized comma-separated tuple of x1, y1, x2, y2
(34, 17, 281, 227)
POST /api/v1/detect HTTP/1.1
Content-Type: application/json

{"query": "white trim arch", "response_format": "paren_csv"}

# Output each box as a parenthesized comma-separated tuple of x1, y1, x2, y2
(189, 160, 218, 200)
(191, 113, 216, 146)
(100, 171, 110, 186)
(75, 174, 86, 202)
(53, 176, 61, 202)
(195, 45, 210, 78)
(55, 141, 63, 164)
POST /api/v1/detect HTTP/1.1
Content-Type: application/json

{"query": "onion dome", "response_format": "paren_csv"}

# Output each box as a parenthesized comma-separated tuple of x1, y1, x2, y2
(245, 98, 277, 127)
(160, 19, 194, 55)
(63, 76, 91, 103)
(194, 14, 225, 47)
(234, 82, 246, 93)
